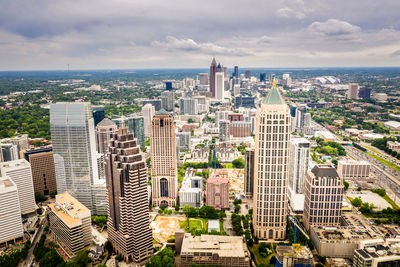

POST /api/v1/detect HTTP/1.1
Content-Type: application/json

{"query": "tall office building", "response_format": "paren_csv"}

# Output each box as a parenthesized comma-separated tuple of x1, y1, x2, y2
(209, 58, 218, 98)
(50, 102, 101, 213)
(106, 125, 153, 263)
(161, 91, 175, 112)
(26, 150, 57, 196)
(215, 72, 225, 100)
(260, 73, 267, 82)
(165, 81, 173, 90)
(199, 73, 209, 85)
(244, 148, 255, 198)
(303, 165, 343, 231)
(96, 118, 118, 154)
(1, 143, 18, 162)
(142, 104, 155, 138)
(233, 66, 239, 77)
(253, 80, 291, 240)
(111, 115, 145, 147)
(0, 177, 24, 245)
(180, 98, 198, 115)
(0, 159, 36, 215)
(358, 87, 372, 99)
(245, 70, 251, 79)
(92, 106, 105, 127)
(151, 110, 177, 207)
(288, 138, 310, 212)
(142, 100, 162, 111)
(347, 83, 359, 99)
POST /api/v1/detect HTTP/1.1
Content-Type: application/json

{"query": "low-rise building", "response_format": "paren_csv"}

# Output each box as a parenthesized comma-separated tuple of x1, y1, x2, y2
(337, 160, 371, 179)
(180, 235, 250, 267)
(275, 244, 313, 267)
(179, 169, 203, 208)
(387, 141, 400, 153)
(48, 192, 91, 257)
(384, 121, 400, 131)
(315, 131, 335, 141)
(353, 244, 400, 267)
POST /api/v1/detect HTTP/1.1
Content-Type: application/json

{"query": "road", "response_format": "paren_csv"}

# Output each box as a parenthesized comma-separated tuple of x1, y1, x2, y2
(21, 221, 45, 267)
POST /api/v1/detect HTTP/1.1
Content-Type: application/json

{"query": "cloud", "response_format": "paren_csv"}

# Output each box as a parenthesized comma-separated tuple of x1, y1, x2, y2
(276, 7, 305, 19)
(151, 36, 253, 56)
(392, 50, 400, 56)
(308, 19, 360, 36)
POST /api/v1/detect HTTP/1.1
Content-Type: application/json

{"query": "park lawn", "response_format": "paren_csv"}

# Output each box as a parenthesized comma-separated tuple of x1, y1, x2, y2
(179, 218, 208, 231)
(250, 244, 269, 265)
(225, 163, 234, 169)
(366, 152, 400, 172)
(179, 220, 188, 229)
(219, 221, 227, 235)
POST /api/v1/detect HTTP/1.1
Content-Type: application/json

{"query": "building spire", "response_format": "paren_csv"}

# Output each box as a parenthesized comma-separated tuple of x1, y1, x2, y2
(263, 78, 284, 105)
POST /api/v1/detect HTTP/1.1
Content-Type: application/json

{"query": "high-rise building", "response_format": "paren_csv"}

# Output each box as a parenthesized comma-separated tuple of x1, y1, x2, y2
(260, 73, 267, 82)
(26, 149, 57, 196)
(193, 96, 209, 114)
(1, 143, 18, 162)
(288, 138, 310, 212)
(347, 83, 359, 99)
(161, 91, 175, 112)
(111, 115, 145, 147)
(0, 159, 36, 215)
(142, 104, 155, 138)
(92, 106, 105, 127)
(209, 58, 218, 98)
(253, 80, 291, 240)
(219, 120, 230, 142)
(165, 81, 173, 90)
(53, 153, 67, 194)
(199, 73, 209, 86)
(96, 118, 118, 154)
(1, 134, 29, 157)
(215, 72, 225, 100)
(106, 125, 153, 263)
(50, 102, 101, 213)
(142, 100, 162, 111)
(180, 98, 198, 115)
(244, 148, 255, 198)
(245, 70, 251, 79)
(233, 66, 239, 77)
(176, 132, 190, 152)
(215, 110, 230, 127)
(229, 121, 251, 137)
(151, 110, 177, 207)
(0, 176, 24, 245)
(303, 165, 343, 231)
(358, 87, 372, 99)
(206, 175, 229, 210)
(179, 170, 203, 208)
(48, 192, 91, 257)
(235, 96, 255, 108)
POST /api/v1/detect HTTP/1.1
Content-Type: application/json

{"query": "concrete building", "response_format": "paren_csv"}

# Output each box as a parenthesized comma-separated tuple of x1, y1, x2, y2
(161, 91, 175, 112)
(387, 141, 400, 153)
(1, 143, 18, 162)
(199, 73, 209, 85)
(179, 169, 203, 208)
(353, 244, 400, 267)
(206, 175, 229, 209)
(253, 81, 291, 240)
(48, 192, 91, 257)
(303, 165, 343, 231)
(180, 235, 250, 267)
(288, 138, 310, 212)
(215, 72, 225, 100)
(1, 134, 29, 158)
(275, 244, 313, 267)
(244, 148, 255, 198)
(193, 96, 209, 114)
(384, 121, 400, 131)
(337, 160, 371, 179)
(180, 98, 198, 115)
(26, 150, 57, 196)
(151, 110, 177, 207)
(50, 102, 102, 214)
(142, 103, 155, 138)
(215, 110, 230, 127)
(0, 177, 24, 245)
(105, 125, 153, 263)
(0, 159, 36, 215)
(348, 83, 359, 99)
(358, 87, 372, 99)
(142, 99, 161, 111)
(219, 120, 230, 142)
(95, 118, 118, 154)
(229, 121, 251, 138)
(235, 96, 255, 109)
(176, 132, 190, 152)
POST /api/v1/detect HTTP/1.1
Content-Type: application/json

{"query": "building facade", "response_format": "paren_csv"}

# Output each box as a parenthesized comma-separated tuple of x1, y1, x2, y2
(151, 110, 177, 207)
(244, 148, 255, 198)
(337, 160, 370, 179)
(348, 83, 359, 99)
(27, 150, 57, 196)
(206, 175, 229, 209)
(180, 98, 198, 115)
(209, 58, 217, 98)
(105, 126, 153, 263)
(215, 72, 225, 100)
(303, 165, 343, 231)
(253, 81, 291, 240)
(142, 104, 155, 138)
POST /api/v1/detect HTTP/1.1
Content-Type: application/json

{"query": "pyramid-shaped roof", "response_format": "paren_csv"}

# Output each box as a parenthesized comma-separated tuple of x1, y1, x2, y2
(156, 108, 169, 115)
(263, 79, 285, 105)
(97, 118, 116, 127)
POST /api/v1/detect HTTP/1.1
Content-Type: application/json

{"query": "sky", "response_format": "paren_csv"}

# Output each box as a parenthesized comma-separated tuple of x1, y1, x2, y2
(1, 0, 400, 70)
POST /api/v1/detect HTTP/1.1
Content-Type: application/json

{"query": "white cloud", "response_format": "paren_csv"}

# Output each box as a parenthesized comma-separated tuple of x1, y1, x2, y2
(308, 19, 360, 36)
(276, 7, 305, 19)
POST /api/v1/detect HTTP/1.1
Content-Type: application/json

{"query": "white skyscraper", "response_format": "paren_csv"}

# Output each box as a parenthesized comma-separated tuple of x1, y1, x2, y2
(142, 103, 155, 138)
(50, 102, 103, 214)
(215, 72, 225, 100)
(288, 138, 310, 211)
(0, 159, 36, 215)
(253, 80, 291, 240)
(0, 176, 24, 244)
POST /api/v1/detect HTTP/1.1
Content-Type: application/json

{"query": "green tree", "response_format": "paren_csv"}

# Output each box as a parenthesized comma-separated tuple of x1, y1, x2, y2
(232, 157, 245, 168)
(39, 250, 64, 267)
(35, 192, 48, 202)
(351, 197, 362, 207)
(343, 181, 349, 191)
(146, 247, 174, 267)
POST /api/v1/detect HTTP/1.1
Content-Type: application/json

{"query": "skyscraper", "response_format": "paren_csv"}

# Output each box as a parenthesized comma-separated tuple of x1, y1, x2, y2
(215, 72, 225, 100)
(26, 150, 57, 196)
(347, 83, 359, 99)
(245, 70, 251, 79)
(233, 66, 239, 77)
(288, 138, 310, 212)
(244, 148, 255, 198)
(111, 115, 145, 147)
(50, 102, 101, 213)
(180, 98, 198, 115)
(96, 118, 118, 154)
(92, 106, 105, 127)
(303, 165, 343, 231)
(151, 110, 177, 207)
(161, 91, 175, 112)
(199, 73, 209, 85)
(106, 124, 153, 263)
(142, 104, 155, 138)
(209, 58, 217, 98)
(253, 80, 291, 240)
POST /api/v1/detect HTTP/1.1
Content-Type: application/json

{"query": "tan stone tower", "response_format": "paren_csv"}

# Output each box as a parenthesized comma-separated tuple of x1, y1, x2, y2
(105, 125, 153, 263)
(253, 80, 291, 240)
(151, 109, 177, 207)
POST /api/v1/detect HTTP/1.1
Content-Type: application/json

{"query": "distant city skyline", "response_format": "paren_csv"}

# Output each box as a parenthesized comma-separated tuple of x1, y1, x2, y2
(1, 0, 400, 70)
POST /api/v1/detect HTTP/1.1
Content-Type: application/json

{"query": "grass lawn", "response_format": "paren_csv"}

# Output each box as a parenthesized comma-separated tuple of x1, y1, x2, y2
(383, 194, 400, 210)
(367, 152, 400, 172)
(179, 218, 208, 231)
(250, 244, 270, 265)
(225, 163, 233, 169)
(219, 221, 227, 235)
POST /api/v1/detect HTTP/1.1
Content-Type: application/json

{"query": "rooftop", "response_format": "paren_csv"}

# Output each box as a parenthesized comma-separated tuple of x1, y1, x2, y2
(311, 164, 339, 179)
(263, 79, 285, 105)
(48, 192, 90, 227)
(97, 118, 117, 127)
(0, 176, 16, 191)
